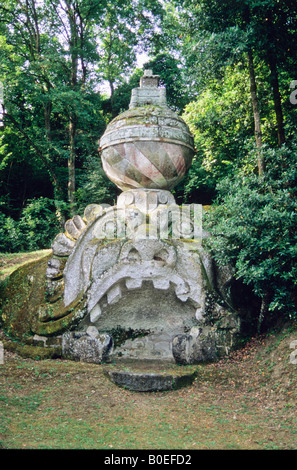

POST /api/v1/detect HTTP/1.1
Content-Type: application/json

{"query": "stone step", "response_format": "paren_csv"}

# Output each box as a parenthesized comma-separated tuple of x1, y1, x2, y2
(103, 360, 197, 392)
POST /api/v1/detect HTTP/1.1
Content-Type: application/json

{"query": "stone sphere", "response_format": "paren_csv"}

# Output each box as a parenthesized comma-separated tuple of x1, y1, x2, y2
(99, 105, 195, 191)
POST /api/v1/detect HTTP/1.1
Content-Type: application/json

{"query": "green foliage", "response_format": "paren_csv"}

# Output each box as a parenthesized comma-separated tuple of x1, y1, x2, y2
(182, 65, 254, 195)
(0, 212, 19, 252)
(102, 68, 144, 119)
(180, 63, 267, 203)
(204, 143, 297, 322)
(0, 198, 64, 252)
(0, 0, 165, 215)
(144, 53, 191, 113)
(76, 159, 119, 211)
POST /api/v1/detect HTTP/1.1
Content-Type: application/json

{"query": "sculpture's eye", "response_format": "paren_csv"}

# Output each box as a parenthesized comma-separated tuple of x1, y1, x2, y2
(153, 249, 169, 263)
(127, 248, 141, 261)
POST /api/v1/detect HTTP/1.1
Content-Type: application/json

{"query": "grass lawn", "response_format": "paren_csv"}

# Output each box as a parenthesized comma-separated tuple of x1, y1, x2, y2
(0, 250, 51, 282)
(1, 327, 297, 450)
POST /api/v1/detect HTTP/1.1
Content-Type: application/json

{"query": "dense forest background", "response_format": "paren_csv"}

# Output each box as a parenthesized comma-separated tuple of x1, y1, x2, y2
(0, 0, 297, 328)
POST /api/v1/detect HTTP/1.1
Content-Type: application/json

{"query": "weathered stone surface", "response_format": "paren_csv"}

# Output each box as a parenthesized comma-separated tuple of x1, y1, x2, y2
(58, 202, 240, 363)
(86, 325, 100, 339)
(83, 204, 111, 223)
(139, 69, 160, 88)
(87, 240, 202, 316)
(106, 329, 175, 362)
(172, 328, 217, 365)
(32, 334, 47, 347)
(99, 71, 194, 192)
(65, 215, 86, 240)
(32, 334, 62, 348)
(117, 188, 176, 213)
(62, 330, 113, 364)
(51, 233, 75, 257)
(45, 278, 64, 304)
(104, 368, 197, 392)
(41, 183, 239, 364)
(46, 257, 67, 279)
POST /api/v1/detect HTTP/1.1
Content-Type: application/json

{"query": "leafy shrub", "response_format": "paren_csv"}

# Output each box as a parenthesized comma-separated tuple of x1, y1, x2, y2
(76, 158, 119, 211)
(0, 212, 20, 252)
(203, 143, 297, 328)
(0, 198, 65, 253)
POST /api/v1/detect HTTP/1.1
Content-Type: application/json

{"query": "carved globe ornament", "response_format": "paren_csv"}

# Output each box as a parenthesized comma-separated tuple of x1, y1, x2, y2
(99, 70, 195, 191)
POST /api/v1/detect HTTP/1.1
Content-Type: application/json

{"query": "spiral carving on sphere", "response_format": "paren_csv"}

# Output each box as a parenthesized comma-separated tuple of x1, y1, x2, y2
(99, 106, 195, 192)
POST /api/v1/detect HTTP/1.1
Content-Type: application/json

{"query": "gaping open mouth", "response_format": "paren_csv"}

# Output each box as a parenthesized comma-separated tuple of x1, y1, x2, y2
(64, 237, 203, 324)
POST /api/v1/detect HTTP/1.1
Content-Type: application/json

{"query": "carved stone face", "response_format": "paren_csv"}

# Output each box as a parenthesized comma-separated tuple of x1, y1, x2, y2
(64, 236, 203, 315)
(40, 192, 239, 364)
(62, 235, 205, 361)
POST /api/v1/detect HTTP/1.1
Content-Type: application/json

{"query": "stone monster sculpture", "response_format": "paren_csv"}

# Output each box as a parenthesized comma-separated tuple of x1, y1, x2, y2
(39, 70, 240, 364)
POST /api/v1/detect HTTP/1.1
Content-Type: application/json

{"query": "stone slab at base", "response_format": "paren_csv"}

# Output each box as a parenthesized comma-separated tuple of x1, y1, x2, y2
(103, 361, 197, 392)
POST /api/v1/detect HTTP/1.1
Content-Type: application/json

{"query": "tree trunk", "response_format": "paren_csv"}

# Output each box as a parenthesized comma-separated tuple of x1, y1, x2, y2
(247, 49, 265, 176)
(66, 3, 79, 214)
(68, 113, 77, 213)
(43, 101, 52, 142)
(266, 12, 286, 147)
(267, 52, 285, 146)
(257, 291, 271, 334)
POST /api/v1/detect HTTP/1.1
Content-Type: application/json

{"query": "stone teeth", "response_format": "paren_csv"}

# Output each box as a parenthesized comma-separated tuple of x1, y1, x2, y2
(190, 326, 201, 338)
(174, 281, 190, 301)
(195, 308, 203, 321)
(125, 278, 143, 289)
(90, 304, 102, 323)
(152, 278, 170, 290)
(107, 284, 122, 305)
(86, 326, 100, 339)
(176, 293, 189, 302)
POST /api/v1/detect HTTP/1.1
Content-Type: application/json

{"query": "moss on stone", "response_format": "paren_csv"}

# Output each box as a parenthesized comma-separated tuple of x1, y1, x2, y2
(2, 338, 62, 359)
(0, 255, 51, 341)
(0, 254, 87, 343)
(106, 326, 150, 348)
(33, 296, 87, 336)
